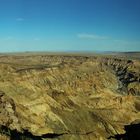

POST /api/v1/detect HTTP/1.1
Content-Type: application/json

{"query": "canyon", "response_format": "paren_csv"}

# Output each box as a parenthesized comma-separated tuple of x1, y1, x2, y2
(0, 53, 140, 140)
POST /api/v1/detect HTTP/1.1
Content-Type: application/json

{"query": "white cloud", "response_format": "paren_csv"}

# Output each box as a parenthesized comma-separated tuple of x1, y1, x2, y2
(4, 36, 14, 40)
(113, 39, 140, 45)
(77, 33, 109, 40)
(34, 38, 40, 41)
(113, 39, 129, 43)
(16, 18, 24, 21)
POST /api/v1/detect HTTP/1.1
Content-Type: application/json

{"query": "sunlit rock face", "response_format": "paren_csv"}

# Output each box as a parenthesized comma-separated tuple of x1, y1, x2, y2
(0, 53, 140, 140)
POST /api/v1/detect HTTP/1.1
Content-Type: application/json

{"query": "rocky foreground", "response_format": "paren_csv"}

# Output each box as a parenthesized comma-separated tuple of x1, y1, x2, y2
(0, 53, 140, 140)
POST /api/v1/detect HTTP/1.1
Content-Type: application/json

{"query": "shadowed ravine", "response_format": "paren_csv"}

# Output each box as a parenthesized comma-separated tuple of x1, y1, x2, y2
(108, 123, 140, 140)
(0, 125, 65, 140)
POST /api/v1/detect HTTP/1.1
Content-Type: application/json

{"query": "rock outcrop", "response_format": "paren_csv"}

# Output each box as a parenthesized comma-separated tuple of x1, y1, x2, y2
(0, 54, 140, 140)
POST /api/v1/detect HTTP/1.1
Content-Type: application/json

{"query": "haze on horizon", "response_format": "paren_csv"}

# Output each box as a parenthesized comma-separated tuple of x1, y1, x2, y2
(0, 0, 140, 52)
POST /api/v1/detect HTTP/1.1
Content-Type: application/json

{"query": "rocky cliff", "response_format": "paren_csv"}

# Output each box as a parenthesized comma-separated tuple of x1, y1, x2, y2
(0, 54, 140, 140)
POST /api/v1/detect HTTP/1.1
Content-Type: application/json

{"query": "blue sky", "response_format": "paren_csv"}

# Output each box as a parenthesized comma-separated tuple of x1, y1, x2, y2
(0, 0, 140, 52)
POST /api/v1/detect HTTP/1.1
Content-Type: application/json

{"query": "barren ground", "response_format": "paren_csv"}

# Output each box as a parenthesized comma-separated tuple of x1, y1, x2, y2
(0, 52, 140, 140)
